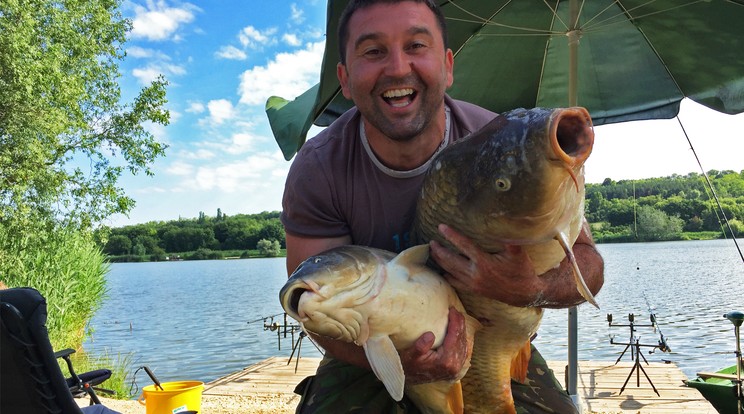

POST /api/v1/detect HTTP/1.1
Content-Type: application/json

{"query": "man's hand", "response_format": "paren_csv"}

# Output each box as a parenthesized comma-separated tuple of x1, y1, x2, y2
(430, 224, 545, 306)
(398, 307, 470, 384)
(429, 222, 604, 308)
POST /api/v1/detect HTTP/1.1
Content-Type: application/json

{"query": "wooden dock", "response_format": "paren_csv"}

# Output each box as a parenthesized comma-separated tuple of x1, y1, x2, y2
(204, 357, 717, 413)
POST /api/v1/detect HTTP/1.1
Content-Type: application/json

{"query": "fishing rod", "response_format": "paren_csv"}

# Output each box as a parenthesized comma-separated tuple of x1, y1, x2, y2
(676, 117, 744, 265)
(246, 312, 285, 325)
(643, 291, 671, 353)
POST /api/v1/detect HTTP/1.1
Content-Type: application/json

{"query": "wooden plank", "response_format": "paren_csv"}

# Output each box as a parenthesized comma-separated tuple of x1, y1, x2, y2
(549, 361, 718, 413)
(696, 371, 738, 380)
(205, 358, 718, 413)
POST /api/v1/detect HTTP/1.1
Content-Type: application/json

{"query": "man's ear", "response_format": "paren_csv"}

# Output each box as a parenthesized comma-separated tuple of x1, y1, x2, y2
(337, 62, 352, 99)
(445, 48, 454, 88)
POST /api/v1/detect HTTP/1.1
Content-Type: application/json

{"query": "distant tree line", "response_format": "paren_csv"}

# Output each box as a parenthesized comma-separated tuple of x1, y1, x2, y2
(98, 170, 744, 260)
(97, 209, 285, 261)
(586, 170, 744, 242)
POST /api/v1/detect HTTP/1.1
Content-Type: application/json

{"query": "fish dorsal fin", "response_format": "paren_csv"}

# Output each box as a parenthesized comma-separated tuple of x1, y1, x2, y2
(556, 232, 599, 309)
(363, 336, 405, 401)
(389, 244, 430, 270)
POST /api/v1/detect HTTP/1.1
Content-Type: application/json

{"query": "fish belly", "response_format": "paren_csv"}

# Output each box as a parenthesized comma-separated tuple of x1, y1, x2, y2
(459, 293, 542, 414)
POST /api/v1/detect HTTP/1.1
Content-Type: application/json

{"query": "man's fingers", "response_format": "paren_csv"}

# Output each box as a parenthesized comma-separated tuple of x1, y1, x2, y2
(414, 331, 436, 354)
(437, 224, 477, 259)
(443, 307, 466, 350)
(430, 239, 468, 274)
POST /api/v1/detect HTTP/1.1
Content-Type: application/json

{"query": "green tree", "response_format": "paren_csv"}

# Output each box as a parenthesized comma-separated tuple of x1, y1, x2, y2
(257, 239, 281, 257)
(635, 206, 684, 241)
(0, 0, 169, 229)
(104, 234, 132, 255)
(258, 220, 286, 248)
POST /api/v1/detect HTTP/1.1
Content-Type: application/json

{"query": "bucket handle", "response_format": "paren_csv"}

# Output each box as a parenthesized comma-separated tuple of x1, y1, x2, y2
(137, 393, 146, 406)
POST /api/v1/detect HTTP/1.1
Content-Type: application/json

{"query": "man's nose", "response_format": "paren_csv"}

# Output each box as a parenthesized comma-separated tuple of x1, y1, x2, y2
(384, 48, 412, 77)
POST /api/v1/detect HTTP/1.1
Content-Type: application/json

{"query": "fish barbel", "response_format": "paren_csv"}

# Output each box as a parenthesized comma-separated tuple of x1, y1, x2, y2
(279, 244, 480, 414)
(413, 107, 597, 413)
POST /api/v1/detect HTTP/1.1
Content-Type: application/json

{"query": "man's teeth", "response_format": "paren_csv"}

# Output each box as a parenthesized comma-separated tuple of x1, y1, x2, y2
(383, 88, 414, 98)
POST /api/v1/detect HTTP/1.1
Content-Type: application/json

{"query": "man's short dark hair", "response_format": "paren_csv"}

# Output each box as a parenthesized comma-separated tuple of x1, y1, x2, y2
(337, 0, 448, 65)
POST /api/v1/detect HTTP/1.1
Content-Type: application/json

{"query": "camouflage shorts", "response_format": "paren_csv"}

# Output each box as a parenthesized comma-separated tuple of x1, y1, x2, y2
(293, 344, 578, 414)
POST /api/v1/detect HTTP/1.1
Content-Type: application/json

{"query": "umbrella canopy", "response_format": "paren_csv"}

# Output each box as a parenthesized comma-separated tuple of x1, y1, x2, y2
(267, 0, 744, 160)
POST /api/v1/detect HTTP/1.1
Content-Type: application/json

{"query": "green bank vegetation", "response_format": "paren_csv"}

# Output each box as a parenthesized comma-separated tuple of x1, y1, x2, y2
(586, 170, 744, 242)
(97, 209, 286, 262)
(1, 0, 169, 398)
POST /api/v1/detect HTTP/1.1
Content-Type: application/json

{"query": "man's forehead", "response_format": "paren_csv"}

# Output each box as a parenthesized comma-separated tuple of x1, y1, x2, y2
(347, 3, 440, 43)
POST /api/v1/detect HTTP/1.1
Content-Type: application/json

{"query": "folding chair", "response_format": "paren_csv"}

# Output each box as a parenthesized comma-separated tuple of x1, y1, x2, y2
(0, 287, 121, 414)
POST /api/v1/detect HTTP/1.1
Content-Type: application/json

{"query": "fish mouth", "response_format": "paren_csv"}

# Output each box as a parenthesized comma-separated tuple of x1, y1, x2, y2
(279, 280, 321, 322)
(550, 107, 594, 189)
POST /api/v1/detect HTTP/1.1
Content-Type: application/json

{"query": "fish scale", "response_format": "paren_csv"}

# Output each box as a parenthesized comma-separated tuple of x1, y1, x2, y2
(412, 107, 595, 413)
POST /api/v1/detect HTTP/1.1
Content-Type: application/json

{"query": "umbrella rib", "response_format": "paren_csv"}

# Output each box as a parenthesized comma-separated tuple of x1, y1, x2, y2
(582, 0, 707, 33)
(445, 0, 566, 38)
(605, 0, 685, 97)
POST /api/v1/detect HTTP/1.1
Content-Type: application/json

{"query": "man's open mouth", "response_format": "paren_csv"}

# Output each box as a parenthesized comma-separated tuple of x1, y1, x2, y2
(382, 88, 416, 108)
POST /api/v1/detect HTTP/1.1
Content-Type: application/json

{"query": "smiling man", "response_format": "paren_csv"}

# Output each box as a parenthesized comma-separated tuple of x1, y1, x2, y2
(280, 0, 603, 413)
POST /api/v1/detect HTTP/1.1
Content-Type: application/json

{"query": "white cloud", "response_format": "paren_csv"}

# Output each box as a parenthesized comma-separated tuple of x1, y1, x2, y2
(239, 26, 276, 49)
(185, 101, 205, 113)
(190, 152, 288, 192)
(282, 33, 301, 47)
(238, 41, 324, 105)
(290, 4, 305, 24)
(225, 132, 260, 155)
(130, 0, 198, 41)
(127, 46, 156, 58)
(131, 62, 186, 85)
(179, 148, 215, 160)
(207, 99, 235, 124)
(166, 161, 194, 176)
(215, 45, 247, 60)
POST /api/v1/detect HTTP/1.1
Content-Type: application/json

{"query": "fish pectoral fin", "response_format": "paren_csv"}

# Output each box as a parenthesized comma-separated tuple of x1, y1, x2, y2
(556, 232, 599, 309)
(389, 244, 430, 271)
(363, 336, 405, 401)
(510, 340, 531, 383)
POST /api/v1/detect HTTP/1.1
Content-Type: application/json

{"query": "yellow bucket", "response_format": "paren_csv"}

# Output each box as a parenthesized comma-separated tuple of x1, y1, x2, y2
(138, 380, 204, 414)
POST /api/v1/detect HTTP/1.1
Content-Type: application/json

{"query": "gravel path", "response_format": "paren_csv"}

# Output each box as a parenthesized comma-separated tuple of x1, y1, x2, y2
(78, 394, 299, 414)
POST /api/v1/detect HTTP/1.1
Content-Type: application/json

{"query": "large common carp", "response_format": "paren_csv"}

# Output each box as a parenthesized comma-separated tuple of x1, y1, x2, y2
(412, 107, 596, 413)
(279, 244, 480, 414)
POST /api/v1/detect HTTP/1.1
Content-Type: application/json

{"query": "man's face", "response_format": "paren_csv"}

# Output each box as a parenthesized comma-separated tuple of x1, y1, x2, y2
(337, 1, 454, 142)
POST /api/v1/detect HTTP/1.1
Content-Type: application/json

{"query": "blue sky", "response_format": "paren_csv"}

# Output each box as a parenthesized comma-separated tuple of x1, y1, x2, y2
(108, 0, 744, 227)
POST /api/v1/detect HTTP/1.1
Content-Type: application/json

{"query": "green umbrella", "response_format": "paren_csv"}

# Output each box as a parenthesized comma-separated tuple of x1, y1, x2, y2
(266, 0, 744, 161)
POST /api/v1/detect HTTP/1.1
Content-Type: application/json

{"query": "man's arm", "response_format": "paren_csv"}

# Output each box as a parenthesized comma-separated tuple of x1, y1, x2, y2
(430, 219, 604, 308)
(285, 232, 469, 382)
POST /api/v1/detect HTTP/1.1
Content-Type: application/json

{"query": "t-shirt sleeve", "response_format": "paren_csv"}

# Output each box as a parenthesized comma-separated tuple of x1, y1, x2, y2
(280, 145, 349, 239)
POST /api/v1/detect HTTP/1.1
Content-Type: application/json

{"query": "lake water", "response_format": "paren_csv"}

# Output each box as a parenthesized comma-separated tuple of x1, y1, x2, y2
(83, 239, 744, 387)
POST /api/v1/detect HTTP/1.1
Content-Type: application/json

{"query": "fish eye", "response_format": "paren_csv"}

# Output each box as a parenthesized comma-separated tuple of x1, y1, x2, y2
(313, 257, 322, 264)
(495, 178, 511, 191)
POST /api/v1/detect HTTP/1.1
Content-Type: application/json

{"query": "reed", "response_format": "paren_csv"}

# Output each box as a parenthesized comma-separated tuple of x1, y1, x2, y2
(0, 220, 133, 397)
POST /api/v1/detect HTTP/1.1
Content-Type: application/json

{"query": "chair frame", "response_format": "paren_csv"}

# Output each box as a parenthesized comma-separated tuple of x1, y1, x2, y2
(0, 287, 120, 414)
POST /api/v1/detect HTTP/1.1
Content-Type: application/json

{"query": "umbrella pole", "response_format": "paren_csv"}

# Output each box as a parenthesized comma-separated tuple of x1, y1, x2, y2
(567, 0, 581, 409)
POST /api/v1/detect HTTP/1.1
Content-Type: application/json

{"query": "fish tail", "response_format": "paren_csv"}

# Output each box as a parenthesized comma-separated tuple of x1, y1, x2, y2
(510, 340, 531, 383)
